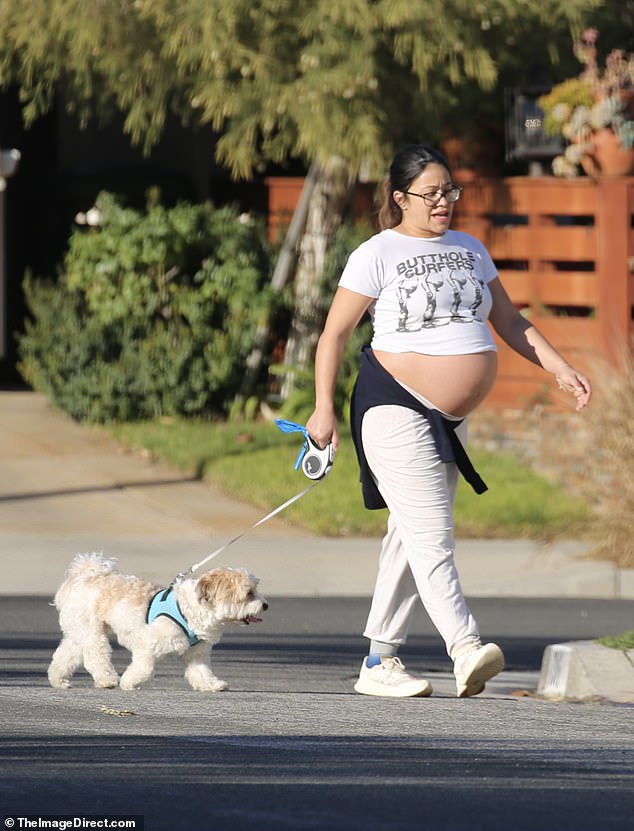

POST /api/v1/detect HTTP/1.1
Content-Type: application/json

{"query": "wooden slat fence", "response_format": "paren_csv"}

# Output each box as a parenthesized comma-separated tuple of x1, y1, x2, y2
(266, 176, 634, 409)
(452, 176, 634, 407)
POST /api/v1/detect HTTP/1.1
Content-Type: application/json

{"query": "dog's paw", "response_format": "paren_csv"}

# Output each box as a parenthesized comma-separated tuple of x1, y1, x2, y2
(48, 676, 72, 690)
(91, 671, 120, 689)
(94, 679, 119, 689)
(190, 677, 229, 692)
(118, 673, 141, 691)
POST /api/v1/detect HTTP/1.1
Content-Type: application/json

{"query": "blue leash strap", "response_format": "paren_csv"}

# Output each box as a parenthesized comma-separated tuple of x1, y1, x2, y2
(274, 418, 311, 470)
(275, 418, 334, 481)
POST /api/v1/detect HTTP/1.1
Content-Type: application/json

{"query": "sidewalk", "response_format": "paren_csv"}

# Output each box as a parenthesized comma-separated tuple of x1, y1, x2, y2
(1, 389, 633, 599)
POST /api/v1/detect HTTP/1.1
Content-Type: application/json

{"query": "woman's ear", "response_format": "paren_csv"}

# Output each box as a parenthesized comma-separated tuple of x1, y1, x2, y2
(393, 190, 407, 211)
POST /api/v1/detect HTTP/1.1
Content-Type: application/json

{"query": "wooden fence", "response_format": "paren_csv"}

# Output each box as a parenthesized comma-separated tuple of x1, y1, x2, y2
(451, 176, 634, 407)
(266, 176, 634, 409)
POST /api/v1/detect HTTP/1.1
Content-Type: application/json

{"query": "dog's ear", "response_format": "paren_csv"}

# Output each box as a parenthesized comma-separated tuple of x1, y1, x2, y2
(196, 569, 246, 605)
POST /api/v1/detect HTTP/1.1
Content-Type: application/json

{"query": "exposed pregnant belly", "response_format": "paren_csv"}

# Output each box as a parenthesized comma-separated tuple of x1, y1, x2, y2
(373, 350, 498, 418)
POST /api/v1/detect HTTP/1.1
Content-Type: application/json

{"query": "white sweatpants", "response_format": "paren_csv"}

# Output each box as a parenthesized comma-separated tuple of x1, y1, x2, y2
(361, 404, 481, 659)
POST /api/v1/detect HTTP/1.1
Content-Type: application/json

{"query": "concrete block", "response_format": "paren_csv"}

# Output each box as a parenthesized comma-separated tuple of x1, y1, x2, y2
(617, 568, 634, 599)
(537, 640, 634, 703)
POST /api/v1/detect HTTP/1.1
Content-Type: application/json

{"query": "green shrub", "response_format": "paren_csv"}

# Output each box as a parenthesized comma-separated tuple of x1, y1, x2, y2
(18, 192, 273, 422)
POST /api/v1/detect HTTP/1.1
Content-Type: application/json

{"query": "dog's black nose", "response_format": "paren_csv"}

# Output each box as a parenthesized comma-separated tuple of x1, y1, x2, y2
(262, 601, 269, 611)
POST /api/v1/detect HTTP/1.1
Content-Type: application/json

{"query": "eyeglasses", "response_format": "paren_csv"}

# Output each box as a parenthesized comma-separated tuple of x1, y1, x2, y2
(403, 184, 463, 206)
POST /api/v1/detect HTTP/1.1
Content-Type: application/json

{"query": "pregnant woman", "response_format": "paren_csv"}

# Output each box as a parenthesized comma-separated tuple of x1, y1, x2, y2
(306, 144, 591, 699)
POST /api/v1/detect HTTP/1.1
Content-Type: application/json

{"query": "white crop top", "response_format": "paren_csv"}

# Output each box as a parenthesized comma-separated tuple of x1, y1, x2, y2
(338, 228, 498, 355)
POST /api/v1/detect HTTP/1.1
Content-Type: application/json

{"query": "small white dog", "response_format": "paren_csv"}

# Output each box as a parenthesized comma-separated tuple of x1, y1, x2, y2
(48, 553, 268, 692)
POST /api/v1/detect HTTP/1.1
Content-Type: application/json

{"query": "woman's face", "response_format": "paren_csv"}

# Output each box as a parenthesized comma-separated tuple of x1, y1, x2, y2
(393, 163, 456, 238)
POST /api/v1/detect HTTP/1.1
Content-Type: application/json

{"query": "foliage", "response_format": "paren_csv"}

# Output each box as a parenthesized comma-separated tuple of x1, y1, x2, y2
(538, 77, 594, 135)
(0, 0, 600, 179)
(573, 27, 634, 98)
(538, 28, 634, 176)
(0, 1, 607, 413)
(596, 629, 634, 651)
(18, 193, 273, 422)
(0, 0, 172, 153)
(106, 419, 592, 539)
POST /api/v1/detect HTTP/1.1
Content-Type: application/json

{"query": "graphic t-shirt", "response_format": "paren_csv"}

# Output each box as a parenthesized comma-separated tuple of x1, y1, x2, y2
(338, 228, 498, 355)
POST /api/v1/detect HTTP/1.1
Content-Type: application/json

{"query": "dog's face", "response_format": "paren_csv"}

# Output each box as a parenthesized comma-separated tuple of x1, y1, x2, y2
(195, 568, 268, 626)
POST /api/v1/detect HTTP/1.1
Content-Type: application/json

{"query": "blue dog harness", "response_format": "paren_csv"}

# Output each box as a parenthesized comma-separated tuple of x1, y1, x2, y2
(146, 588, 200, 647)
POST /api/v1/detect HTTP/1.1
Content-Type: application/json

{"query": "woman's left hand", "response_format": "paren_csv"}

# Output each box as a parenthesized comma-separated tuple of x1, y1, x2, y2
(555, 366, 592, 411)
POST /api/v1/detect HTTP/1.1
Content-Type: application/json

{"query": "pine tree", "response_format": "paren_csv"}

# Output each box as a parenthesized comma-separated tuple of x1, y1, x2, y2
(0, 0, 600, 396)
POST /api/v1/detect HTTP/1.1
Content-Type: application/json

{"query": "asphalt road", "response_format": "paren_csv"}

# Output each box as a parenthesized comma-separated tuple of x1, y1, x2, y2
(2, 596, 634, 831)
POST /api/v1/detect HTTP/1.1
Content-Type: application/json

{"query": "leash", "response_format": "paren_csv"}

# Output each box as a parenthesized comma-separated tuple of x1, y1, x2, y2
(171, 481, 319, 584)
(170, 420, 333, 585)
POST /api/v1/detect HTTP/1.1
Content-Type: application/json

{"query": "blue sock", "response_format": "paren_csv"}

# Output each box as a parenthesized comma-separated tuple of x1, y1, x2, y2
(367, 641, 397, 667)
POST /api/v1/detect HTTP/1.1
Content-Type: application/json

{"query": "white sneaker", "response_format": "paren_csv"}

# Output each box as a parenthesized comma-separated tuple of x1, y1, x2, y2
(353, 656, 433, 698)
(454, 643, 505, 698)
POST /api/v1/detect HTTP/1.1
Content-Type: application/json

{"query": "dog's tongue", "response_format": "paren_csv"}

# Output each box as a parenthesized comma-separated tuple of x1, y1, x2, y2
(246, 615, 262, 624)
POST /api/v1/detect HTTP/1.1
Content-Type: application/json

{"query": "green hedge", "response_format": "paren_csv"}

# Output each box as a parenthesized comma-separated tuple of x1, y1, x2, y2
(18, 192, 273, 422)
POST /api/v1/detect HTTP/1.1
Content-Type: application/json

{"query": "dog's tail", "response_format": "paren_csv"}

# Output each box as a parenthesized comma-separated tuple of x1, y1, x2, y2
(64, 552, 118, 579)
(53, 553, 118, 608)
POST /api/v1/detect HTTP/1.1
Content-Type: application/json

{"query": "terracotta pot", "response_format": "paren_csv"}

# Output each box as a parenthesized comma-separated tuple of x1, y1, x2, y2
(581, 128, 634, 177)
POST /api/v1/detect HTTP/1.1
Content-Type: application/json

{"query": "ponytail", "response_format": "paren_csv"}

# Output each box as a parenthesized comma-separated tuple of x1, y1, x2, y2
(377, 178, 401, 230)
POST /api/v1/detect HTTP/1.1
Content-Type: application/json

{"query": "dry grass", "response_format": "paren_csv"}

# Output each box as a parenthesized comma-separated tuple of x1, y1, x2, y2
(572, 349, 634, 569)
(471, 348, 634, 569)
(543, 351, 634, 568)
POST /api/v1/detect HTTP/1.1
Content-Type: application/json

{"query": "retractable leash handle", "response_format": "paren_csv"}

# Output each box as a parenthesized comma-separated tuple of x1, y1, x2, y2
(274, 419, 334, 480)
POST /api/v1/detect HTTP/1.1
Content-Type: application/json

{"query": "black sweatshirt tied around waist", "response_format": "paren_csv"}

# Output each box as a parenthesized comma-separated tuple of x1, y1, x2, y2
(349, 346, 488, 510)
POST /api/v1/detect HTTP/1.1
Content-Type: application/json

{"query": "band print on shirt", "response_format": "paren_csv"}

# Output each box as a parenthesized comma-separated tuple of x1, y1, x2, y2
(395, 249, 485, 332)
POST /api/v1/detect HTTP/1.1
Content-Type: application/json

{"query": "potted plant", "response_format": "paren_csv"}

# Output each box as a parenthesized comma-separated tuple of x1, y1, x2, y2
(538, 28, 634, 177)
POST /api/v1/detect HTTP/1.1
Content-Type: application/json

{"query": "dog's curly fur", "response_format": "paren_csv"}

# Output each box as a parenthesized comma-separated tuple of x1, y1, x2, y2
(48, 553, 268, 692)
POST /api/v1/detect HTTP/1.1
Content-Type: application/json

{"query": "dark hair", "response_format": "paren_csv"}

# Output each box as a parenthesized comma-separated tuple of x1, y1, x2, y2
(377, 144, 451, 230)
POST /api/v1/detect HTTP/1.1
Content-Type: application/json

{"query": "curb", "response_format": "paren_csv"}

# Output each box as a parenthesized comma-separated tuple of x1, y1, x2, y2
(537, 641, 634, 703)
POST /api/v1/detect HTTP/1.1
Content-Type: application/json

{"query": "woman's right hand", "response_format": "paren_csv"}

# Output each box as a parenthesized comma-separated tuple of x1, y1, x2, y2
(306, 408, 339, 452)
